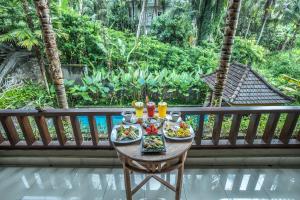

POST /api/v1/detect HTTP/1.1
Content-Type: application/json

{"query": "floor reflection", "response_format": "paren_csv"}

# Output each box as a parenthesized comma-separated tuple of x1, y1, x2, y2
(0, 167, 299, 200)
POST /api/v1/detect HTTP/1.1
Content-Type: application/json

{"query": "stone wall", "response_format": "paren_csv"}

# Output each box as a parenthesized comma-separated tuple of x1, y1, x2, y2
(0, 49, 86, 91)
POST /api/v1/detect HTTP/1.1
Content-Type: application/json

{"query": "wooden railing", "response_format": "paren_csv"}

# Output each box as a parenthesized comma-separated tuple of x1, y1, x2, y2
(0, 106, 299, 149)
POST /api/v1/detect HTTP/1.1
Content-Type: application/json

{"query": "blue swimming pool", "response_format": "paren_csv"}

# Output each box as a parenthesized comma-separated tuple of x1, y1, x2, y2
(77, 115, 123, 134)
(76, 114, 208, 134)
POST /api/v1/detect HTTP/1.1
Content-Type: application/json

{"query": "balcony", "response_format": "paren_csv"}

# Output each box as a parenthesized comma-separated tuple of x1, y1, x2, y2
(0, 106, 300, 199)
(0, 106, 299, 149)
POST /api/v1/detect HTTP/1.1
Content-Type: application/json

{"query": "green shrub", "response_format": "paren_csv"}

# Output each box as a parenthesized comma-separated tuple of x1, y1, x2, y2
(150, 3, 194, 47)
(232, 37, 267, 65)
(66, 68, 208, 107)
(0, 83, 54, 109)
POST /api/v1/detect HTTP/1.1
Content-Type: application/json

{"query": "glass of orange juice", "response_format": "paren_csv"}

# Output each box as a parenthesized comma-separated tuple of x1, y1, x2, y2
(158, 102, 167, 118)
(134, 102, 144, 118)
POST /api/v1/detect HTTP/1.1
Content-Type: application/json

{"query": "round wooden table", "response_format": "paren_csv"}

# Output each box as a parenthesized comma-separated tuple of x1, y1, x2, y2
(113, 129, 192, 200)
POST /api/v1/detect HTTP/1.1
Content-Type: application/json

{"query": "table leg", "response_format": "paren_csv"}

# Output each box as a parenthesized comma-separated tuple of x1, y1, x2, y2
(123, 165, 132, 200)
(176, 153, 187, 200)
(175, 164, 184, 200)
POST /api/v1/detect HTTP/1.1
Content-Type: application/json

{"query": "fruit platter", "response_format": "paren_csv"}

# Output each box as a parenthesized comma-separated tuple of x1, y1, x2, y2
(142, 117, 163, 129)
(111, 124, 142, 144)
(163, 121, 194, 141)
(141, 134, 166, 153)
(145, 124, 159, 135)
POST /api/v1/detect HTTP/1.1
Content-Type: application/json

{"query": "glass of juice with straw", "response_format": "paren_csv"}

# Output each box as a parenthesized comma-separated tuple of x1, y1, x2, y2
(134, 102, 144, 118)
(147, 102, 155, 118)
(158, 102, 167, 118)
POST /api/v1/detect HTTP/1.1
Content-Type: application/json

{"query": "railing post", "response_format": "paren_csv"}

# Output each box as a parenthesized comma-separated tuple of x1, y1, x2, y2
(106, 115, 113, 146)
(245, 114, 261, 144)
(279, 113, 299, 144)
(228, 114, 242, 145)
(34, 116, 51, 145)
(195, 114, 204, 145)
(0, 129, 4, 144)
(262, 113, 280, 144)
(212, 114, 224, 145)
(70, 116, 83, 146)
(53, 116, 67, 146)
(0, 116, 20, 146)
(181, 113, 186, 122)
(17, 116, 36, 146)
(88, 115, 99, 146)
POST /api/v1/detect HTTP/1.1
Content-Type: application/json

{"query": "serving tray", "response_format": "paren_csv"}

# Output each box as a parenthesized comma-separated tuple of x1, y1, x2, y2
(141, 134, 166, 154)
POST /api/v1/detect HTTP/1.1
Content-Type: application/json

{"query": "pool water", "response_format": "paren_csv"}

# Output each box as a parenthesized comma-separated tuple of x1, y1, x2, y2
(77, 115, 123, 134)
(77, 114, 208, 135)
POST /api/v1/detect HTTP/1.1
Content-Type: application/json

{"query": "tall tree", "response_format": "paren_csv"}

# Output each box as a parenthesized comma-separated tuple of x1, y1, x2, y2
(280, 0, 300, 50)
(192, 0, 226, 44)
(126, 0, 147, 62)
(257, 0, 275, 44)
(22, 0, 49, 93)
(193, 0, 214, 42)
(212, 0, 242, 107)
(243, 0, 260, 38)
(34, 0, 69, 108)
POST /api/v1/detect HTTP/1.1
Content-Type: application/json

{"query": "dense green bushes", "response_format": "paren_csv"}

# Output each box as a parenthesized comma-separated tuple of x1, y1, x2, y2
(0, 83, 54, 109)
(55, 8, 219, 74)
(232, 37, 267, 65)
(1, 5, 299, 109)
(150, 4, 194, 47)
(66, 68, 208, 107)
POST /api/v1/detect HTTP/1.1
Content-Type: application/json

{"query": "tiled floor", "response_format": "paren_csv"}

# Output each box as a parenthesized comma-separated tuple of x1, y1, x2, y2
(0, 167, 299, 200)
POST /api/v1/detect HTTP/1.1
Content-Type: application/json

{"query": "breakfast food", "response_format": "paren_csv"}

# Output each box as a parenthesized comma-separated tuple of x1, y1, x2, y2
(116, 125, 139, 141)
(142, 135, 165, 152)
(165, 121, 191, 138)
(146, 124, 159, 134)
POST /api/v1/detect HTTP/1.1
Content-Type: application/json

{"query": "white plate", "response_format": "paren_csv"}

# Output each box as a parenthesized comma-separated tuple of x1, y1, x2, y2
(111, 124, 142, 144)
(163, 122, 194, 141)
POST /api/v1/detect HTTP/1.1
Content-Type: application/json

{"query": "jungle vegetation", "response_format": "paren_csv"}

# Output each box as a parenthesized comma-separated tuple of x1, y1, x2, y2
(0, 0, 299, 109)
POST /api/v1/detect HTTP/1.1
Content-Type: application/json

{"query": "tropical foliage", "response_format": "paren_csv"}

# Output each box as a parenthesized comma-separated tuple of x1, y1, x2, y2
(0, 0, 299, 109)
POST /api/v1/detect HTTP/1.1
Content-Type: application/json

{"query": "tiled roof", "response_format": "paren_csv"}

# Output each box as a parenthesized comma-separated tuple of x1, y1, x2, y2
(202, 62, 294, 105)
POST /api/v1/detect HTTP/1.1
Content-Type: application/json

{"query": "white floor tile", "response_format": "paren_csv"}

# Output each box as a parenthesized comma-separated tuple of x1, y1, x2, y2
(144, 172, 186, 200)
(0, 167, 299, 200)
(217, 168, 270, 199)
(184, 169, 228, 200)
(255, 168, 300, 199)
(102, 168, 145, 200)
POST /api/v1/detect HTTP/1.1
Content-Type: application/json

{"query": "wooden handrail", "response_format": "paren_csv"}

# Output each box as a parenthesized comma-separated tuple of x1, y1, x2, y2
(0, 106, 299, 116)
(0, 106, 299, 149)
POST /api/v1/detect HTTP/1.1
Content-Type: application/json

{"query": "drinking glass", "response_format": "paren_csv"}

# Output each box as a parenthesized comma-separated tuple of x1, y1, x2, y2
(134, 102, 144, 118)
(158, 102, 167, 118)
(147, 102, 155, 118)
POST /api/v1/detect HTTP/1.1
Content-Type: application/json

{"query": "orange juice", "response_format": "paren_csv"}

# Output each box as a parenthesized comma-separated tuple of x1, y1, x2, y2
(158, 102, 167, 118)
(134, 102, 144, 118)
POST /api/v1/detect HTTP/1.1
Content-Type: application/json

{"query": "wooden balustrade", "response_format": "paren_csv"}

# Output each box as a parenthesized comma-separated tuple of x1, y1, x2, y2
(0, 106, 299, 149)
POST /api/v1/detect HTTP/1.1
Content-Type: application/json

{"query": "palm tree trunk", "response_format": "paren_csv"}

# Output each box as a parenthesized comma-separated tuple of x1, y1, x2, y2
(34, 0, 69, 109)
(257, 0, 273, 44)
(131, 0, 135, 19)
(212, 0, 242, 107)
(153, 0, 158, 19)
(137, 0, 147, 38)
(256, 15, 268, 44)
(244, 18, 251, 38)
(22, 0, 50, 94)
(126, 0, 147, 63)
(143, 0, 148, 35)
